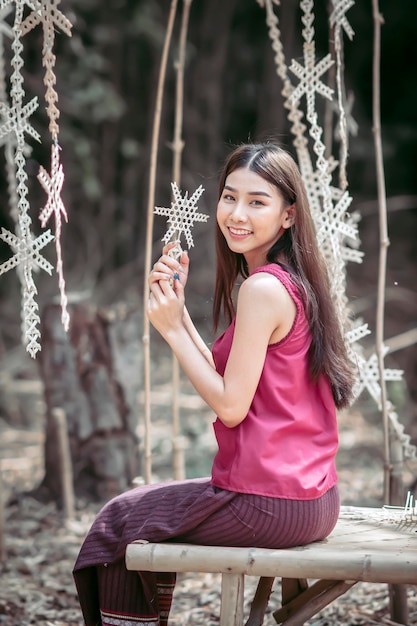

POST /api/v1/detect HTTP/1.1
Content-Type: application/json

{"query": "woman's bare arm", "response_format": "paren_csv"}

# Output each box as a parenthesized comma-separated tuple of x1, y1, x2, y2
(148, 272, 295, 427)
(183, 306, 215, 367)
(149, 244, 214, 367)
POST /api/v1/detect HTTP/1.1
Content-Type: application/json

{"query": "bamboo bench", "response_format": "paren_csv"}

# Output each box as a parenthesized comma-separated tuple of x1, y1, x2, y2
(125, 506, 417, 626)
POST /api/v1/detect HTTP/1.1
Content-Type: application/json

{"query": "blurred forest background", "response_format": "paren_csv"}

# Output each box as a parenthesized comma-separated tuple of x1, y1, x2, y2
(0, 0, 416, 468)
(1, 3, 417, 623)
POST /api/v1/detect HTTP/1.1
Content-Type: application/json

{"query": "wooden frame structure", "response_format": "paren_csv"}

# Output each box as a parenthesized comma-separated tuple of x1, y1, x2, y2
(126, 506, 417, 626)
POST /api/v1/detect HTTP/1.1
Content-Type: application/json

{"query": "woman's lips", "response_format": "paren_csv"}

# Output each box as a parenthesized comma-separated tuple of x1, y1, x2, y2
(227, 226, 252, 238)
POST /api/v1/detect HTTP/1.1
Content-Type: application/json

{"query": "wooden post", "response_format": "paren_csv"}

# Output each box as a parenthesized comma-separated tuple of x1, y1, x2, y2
(172, 435, 186, 481)
(52, 407, 75, 518)
(142, 0, 179, 484)
(220, 573, 244, 626)
(370, 0, 409, 619)
(0, 467, 5, 561)
(169, 0, 192, 482)
(246, 577, 275, 626)
(388, 434, 408, 625)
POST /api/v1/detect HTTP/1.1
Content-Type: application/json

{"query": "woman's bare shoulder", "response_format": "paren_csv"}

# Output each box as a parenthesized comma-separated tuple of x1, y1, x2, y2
(240, 270, 292, 303)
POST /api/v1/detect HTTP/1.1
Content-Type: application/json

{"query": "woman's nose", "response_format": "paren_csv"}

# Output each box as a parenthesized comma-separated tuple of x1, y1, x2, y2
(230, 202, 247, 221)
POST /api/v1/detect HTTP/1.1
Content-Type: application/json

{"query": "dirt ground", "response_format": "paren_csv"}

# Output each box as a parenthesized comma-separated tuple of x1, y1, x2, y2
(1, 393, 417, 625)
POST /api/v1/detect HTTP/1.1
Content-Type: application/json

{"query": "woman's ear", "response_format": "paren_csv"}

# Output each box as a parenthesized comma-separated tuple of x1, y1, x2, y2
(283, 203, 296, 229)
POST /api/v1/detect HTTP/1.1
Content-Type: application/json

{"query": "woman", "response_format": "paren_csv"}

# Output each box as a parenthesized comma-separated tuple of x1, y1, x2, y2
(73, 142, 354, 626)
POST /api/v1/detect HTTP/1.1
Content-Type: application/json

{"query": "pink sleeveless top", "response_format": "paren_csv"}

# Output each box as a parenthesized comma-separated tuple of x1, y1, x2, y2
(210, 263, 338, 500)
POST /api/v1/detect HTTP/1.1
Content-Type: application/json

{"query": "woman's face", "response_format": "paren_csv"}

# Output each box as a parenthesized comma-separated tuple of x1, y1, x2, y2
(217, 167, 294, 272)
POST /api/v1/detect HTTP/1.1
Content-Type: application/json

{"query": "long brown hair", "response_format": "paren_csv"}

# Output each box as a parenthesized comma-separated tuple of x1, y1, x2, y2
(213, 142, 354, 408)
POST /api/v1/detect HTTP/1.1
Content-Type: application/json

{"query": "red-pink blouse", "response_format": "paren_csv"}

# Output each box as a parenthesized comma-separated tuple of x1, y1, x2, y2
(210, 263, 338, 500)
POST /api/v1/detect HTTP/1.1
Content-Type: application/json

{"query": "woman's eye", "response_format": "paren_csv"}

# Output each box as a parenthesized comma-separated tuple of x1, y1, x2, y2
(223, 194, 235, 201)
(251, 199, 264, 206)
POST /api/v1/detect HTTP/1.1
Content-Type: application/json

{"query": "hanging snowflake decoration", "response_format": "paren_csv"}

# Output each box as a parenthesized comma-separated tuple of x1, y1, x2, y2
(289, 44, 334, 110)
(0, 227, 53, 276)
(330, 0, 355, 41)
(0, 97, 40, 145)
(154, 182, 207, 258)
(354, 347, 403, 407)
(0, 227, 54, 357)
(20, 0, 73, 138)
(38, 141, 70, 330)
(0, 0, 73, 356)
(258, 0, 415, 460)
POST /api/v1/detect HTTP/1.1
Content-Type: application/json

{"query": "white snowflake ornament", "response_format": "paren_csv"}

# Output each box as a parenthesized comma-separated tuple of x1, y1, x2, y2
(289, 43, 334, 109)
(154, 182, 207, 257)
(330, 0, 355, 41)
(0, 97, 40, 146)
(38, 142, 70, 330)
(0, 227, 54, 276)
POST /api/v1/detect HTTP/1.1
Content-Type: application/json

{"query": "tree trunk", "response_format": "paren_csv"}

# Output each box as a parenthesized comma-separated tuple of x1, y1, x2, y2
(36, 300, 143, 504)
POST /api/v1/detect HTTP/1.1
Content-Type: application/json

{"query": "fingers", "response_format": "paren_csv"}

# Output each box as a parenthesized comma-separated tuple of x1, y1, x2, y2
(179, 249, 189, 272)
(149, 245, 188, 287)
(147, 274, 184, 332)
(162, 241, 180, 256)
(147, 279, 171, 317)
(148, 273, 175, 302)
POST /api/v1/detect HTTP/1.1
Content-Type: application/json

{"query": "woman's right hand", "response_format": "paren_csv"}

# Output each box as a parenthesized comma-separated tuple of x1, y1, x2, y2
(149, 242, 189, 290)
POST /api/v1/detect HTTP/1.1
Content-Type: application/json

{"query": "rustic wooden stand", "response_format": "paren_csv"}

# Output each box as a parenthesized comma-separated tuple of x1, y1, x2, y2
(126, 506, 417, 626)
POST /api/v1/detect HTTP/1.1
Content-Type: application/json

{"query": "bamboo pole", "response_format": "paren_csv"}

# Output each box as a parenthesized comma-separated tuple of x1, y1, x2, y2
(169, 0, 193, 481)
(371, 0, 391, 505)
(0, 465, 5, 561)
(142, 0, 178, 484)
(52, 407, 75, 518)
(220, 573, 244, 626)
(126, 532, 417, 583)
(371, 2, 408, 622)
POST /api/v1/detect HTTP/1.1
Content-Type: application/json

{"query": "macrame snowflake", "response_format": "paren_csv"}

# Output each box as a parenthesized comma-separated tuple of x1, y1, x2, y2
(0, 227, 54, 276)
(315, 190, 356, 256)
(0, 0, 72, 355)
(259, 0, 415, 460)
(154, 182, 207, 257)
(354, 348, 403, 407)
(0, 227, 54, 356)
(330, 0, 355, 41)
(0, 97, 40, 145)
(20, 0, 73, 138)
(38, 142, 70, 330)
(289, 43, 334, 109)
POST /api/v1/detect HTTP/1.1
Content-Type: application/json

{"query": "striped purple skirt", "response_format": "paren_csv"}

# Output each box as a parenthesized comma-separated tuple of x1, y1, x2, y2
(73, 478, 339, 626)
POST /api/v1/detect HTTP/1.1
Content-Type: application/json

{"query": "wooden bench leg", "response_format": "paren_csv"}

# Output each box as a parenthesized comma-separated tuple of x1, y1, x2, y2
(281, 578, 309, 606)
(274, 578, 357, 626)
(389, 584, 409, 625)
(245, 577, 276, 626)
(220, 573, 245, 626)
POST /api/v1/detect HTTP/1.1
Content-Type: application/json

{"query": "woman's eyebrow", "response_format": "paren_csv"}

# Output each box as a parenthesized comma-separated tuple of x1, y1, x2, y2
(224, 184, 272, 198)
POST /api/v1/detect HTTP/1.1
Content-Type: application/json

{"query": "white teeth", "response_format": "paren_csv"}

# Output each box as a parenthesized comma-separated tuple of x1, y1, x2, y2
(229, 227, 251, 235)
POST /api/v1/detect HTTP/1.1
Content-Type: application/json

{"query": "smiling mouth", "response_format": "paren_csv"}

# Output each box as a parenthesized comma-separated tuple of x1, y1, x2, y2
(228, 227, 252, 236)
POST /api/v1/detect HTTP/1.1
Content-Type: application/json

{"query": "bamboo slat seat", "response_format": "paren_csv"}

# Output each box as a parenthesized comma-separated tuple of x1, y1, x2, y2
(125, 506, 417, 625)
